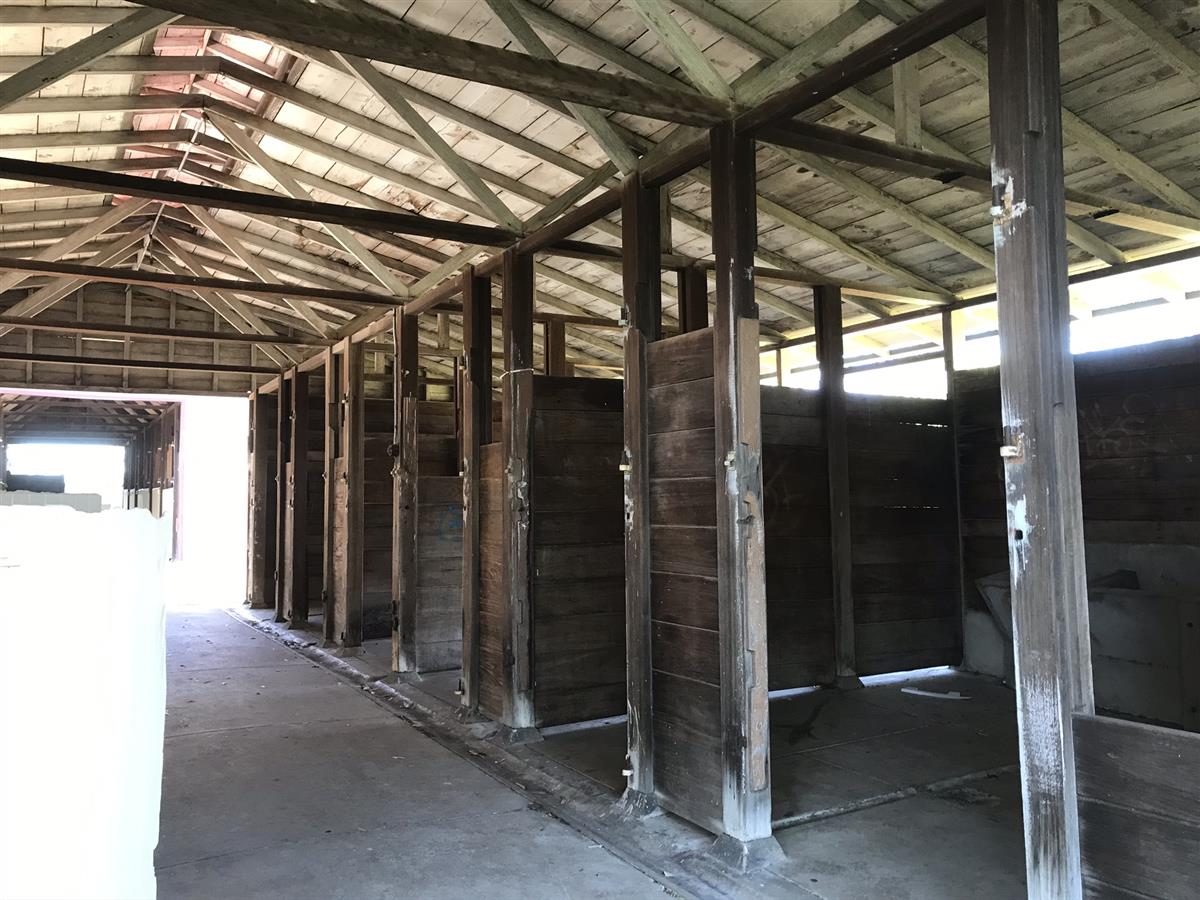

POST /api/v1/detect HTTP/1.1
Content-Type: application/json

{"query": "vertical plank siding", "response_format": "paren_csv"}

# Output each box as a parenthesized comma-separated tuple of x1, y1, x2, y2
(478, 440, 507, 721)
(246, 392, 278, 609)
(362, 392, 396, 639)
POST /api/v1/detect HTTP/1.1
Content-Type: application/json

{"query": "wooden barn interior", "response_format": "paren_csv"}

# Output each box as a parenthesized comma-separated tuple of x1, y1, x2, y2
(2, 0, 1198, 897)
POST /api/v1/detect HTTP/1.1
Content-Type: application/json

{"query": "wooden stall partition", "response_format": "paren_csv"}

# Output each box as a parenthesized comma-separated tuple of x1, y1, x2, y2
(1074, 714, 1200, 899)
(395, 396, 463, 672)
(246, 390, 278, 609)
(846, 394, 960, 674)
(645, 325, 724, 832)
(529, 375, 625, 726)
(760, 385, 834, 688)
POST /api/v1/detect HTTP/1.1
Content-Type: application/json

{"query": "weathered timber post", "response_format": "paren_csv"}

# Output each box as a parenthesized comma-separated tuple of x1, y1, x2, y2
(622, 171, 662, 811)
(709, 122, 773, 855)
(988, 0, 1093, 895)
(393, 309, 420, 672)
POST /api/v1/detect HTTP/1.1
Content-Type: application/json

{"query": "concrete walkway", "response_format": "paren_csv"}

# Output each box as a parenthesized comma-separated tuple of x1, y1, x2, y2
(156, 610, 667, 899)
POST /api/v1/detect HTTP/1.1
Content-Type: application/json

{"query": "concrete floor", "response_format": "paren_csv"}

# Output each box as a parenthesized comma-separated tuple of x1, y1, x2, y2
(156, 610, 667, 899)
(531, 672, 1027, 900)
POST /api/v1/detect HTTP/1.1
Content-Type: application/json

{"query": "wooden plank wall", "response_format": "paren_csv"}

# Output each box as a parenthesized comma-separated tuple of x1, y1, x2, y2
(529, 376, 625, 726)
(410, 398, 463, 672)
(478, 441, 505, 720)
(956, 335, 1200, 609)
(1074, 713, 1200, 898)
(363, 390, 394, 639)
(646, 327, 723, 832)
(847, 394, 960, 674)
(761, 385, 834, 688)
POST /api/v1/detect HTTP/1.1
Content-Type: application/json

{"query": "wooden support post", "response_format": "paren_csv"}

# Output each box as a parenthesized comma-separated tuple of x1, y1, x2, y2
(273, 373, 290, 623)
(987, 1, 1092, 896)
(679, 264, 709, 333)
(544, 319, 568, 376)
(621, 171, 661, 810)
(501, 248, 536, 734)
(331, 339, 366, 649)
(246, 392, 276, 608)
(321, 349, 338, 644)
(709, 122, 773, 851)
(460, 267, 492, 716)
(285, 369, 312, 627)
(393, 309, 420, 672)
(815, 285, 858, 688)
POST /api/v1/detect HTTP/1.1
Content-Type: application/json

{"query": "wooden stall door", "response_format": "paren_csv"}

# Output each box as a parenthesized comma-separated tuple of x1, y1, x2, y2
(646, 326, 724, 832)
(362, 391, 395, 639)
(407, 398, 463, 672)
(529, 375, 625, 726)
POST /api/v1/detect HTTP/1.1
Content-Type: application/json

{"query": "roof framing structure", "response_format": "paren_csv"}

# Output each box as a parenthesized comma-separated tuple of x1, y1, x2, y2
(0, 0, 1197, 392)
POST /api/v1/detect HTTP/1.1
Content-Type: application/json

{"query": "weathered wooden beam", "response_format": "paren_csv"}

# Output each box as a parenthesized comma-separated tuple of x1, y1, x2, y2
(134, 0, 730, 125)
(678, 265, 710, 333)
(987, 0, 1092, 895)
(0, 349, 276, 376)
(0, 158, 517, 247)
(709, 123, 772, 847)
(321, 350, 339, 644)
(0, 256, 399, 309)
(459, 268, 492, 717)
(629, 0, 732, 100)
(0, 314, 332, 347)
(814, 285, 858, 689)
(500, 248, 536, 735)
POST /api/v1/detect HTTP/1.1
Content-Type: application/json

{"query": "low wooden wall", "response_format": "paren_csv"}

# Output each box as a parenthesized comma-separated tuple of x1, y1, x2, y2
(1074, 713, 1200, 898)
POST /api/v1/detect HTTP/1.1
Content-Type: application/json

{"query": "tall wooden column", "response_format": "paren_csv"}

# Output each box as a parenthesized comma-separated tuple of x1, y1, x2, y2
(331, 339, 365, 649)
(622, 172, 661, 809)
(284, 369, 311, 628)
(709, 122, 772, 847)
(460, 267, 493, 715)
(814, 286, 858, 688)
(988, 1, 1092, 896)
(393, 309, 420, 672)
(544, 319, 568, 376)
(501, 248, 535, 733)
